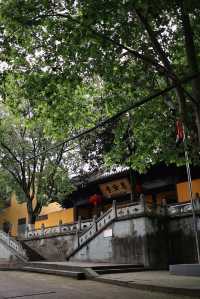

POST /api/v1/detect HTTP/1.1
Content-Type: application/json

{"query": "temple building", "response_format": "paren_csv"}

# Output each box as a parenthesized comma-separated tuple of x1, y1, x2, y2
(0, 163, 200, 238)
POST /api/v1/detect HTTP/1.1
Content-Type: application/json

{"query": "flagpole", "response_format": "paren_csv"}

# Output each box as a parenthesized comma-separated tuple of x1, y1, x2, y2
(183, 125, 200, 264)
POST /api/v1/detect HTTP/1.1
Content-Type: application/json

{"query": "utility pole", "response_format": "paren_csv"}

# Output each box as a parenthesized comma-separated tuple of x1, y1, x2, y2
(182, 124, 200, 264)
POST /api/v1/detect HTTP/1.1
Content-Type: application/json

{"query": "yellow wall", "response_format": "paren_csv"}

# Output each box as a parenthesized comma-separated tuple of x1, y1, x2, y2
(177, 179, 200, 203)
(0, 193, 74, 236)
(34, 209, 74, 230)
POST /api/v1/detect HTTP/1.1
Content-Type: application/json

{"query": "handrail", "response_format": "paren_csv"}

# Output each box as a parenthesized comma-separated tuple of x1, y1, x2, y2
(96, 207, 113, 223)
(78, 208, 114, 248)
(116, 201, 140, 209)
(167, 201, 200, 217)
(79, 207, 113, 238)
(168, 202, 191, 209)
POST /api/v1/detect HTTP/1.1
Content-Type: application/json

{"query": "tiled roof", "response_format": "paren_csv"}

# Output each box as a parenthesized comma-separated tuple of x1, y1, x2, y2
(72, 166, 129, 186)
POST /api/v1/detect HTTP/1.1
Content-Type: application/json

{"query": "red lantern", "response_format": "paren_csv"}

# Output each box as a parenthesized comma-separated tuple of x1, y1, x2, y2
(89, 194, 102, 206)
(176, 120, 184, 144)
(135, 183, 142, 193)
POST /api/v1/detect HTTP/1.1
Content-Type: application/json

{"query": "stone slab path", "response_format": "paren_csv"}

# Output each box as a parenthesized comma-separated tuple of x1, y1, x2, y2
(95, 270, 200, 297)
(0, 271, 197, 299)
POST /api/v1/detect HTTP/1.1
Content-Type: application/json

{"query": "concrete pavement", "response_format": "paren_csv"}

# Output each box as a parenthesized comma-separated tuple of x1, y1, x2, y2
(35, 262, 200, 297)
(94, 270, 200, 297)
(0, 271, 198, 299)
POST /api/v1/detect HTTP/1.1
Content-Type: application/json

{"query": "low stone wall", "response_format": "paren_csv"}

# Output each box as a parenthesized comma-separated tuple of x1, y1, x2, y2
(24, 214, 167, 265)
(22, 202, 200, 266)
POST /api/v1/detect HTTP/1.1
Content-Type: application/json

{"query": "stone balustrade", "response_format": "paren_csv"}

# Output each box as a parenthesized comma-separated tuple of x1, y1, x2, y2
(167, 202, 200, 217)
(97, 208, 114, 231)
(24, 200, 200, 241)
(117, 202, 145, 218)
(24, 201, 161, 242)
(79, 208, 114, 246)
(26, 220, 93, 240)
(0, 230, 27, 260)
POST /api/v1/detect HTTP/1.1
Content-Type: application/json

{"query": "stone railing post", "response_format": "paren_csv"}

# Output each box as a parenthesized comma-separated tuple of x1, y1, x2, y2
(78, 216, 82, 232)
(93, 215, 97, 232)
(59, 220, 62, 233)
(160, 198, 167, 216)
(41, 223, 45, 236)
(76, 230, 80, 248)
(25, 225, 29, 238)
(112, 200, 117, 219)
(139, 194, 146, 213)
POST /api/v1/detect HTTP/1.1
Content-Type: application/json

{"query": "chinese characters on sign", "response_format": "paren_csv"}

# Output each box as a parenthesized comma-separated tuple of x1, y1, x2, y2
(99, 178, 131, 198)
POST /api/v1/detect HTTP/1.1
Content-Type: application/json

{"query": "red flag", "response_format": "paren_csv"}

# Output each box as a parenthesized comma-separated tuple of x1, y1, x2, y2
(176, 120, 184, 144)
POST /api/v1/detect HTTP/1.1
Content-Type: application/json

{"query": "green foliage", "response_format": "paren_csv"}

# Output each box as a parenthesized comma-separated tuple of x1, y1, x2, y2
(0, 0, 200, 175)
(0, 170, 21, 208)
(0, 103, 76, 222)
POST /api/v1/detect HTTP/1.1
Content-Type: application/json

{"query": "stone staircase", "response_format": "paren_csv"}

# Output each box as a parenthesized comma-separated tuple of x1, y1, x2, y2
(20, 241, 45, 261)
(0, 230, 28, 262)
(67, 200, 155, 260)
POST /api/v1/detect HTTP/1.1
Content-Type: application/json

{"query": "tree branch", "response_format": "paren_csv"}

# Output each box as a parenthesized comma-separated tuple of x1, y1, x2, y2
(134, 8, 188, 123)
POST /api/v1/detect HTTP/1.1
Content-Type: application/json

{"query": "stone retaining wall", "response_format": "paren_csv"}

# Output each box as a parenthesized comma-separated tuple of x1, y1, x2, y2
(23, 203, 200, 266)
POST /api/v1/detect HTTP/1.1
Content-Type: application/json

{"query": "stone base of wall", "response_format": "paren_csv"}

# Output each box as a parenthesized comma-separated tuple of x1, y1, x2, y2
(71, 216, 168, 268)
(168, 216, 200, 264)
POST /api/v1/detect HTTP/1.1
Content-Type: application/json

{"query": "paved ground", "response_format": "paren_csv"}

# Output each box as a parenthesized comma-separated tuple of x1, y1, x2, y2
(30, 262, 200, 296)
(0, 271, 198, 299)
(100, 270, 200, 290)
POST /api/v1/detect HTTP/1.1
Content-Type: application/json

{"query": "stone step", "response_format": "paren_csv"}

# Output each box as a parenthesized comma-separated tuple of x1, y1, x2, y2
(20, 242, 45, 261)
(26, 262, 84, 272)
(21, 266, 86, 280)
(170, 264, 200, 277)
(94, 267, 147, 275)
(92, 264, 144, 270)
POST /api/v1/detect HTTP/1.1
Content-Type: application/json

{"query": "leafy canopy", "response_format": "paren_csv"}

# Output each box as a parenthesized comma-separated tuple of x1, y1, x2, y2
(0, 102, 75, 223)
(0, 0, 200, 173)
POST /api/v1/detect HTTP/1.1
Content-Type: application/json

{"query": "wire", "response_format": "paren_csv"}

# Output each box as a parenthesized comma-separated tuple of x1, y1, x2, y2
(24, 71, 200, 161)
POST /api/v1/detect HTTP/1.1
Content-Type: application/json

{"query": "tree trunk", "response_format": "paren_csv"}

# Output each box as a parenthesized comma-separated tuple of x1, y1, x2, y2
(27, 197, 36, 230)
(180, 1, 200, 146)
(26, 197, 42, 230)
(27, 213, 36, 230)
